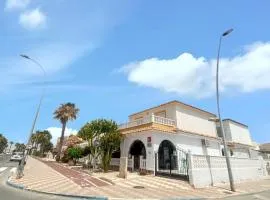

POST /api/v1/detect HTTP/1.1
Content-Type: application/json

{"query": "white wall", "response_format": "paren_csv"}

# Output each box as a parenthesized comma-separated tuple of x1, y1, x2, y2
(189, 155, 266, 188)
(122, 130, 221, 171)
(228, 122, 252, 145)
(176, 105, 217, 138)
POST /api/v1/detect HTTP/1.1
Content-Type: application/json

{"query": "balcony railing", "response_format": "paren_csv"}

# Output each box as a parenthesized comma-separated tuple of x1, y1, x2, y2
(119, 114, 176, 129)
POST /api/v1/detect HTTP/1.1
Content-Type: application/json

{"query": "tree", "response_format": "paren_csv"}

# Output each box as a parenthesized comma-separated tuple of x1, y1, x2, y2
(66, 135, 83, 147)
(35, 130, 52, 155)
(98, 120, 122, 172)
(43, 141, 53, 153)
(54, 103, 79, 161)
(9, 141, 14, 153)
(30, 130, 53, 156)
(67, 146, 83, 165)
(0, 134, 8, 154)
(14, 143, 26, 152)
(78, 120, 103, 169)
(78, 119, 122, 172)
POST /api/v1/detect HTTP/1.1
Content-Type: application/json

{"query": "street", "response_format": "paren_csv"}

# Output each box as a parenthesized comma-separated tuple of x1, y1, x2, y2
(0, 154, 83, 200)
(223, 191, 270, 200)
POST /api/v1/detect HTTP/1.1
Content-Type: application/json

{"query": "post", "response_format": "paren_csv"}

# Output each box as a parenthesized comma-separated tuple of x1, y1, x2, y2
(119, 157, 128, 179)
(17, 55, 46, 179)
(216, 29, 235, 192)
(131, 156, 134, 171)
(151, 113, 155, 122)
(187, 150, 194, 185)
(154, 153, 157, 176)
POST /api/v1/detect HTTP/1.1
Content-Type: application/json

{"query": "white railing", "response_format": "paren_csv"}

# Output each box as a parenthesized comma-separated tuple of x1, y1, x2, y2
(110, 158, 120, 166)
(119, 114, 175, 129)
(140, 156, 146, 170)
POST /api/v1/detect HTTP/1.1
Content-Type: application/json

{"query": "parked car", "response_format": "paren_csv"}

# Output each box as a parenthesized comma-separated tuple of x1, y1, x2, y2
(10, 152, 23, 161)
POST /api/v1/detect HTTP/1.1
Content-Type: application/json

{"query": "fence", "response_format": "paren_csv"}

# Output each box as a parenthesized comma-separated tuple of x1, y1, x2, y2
(140, 156, 146, 170)
(189, 154, 267, 188)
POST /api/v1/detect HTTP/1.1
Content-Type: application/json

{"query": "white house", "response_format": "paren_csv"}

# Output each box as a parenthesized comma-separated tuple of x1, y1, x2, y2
(117, 100, 267, 187)
(119, 100, 223, 177)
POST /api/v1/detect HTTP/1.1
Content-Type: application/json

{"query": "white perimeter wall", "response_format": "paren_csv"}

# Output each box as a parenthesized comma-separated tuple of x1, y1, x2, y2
(189, 155, 267, 188)
(121, 131, 221, 171)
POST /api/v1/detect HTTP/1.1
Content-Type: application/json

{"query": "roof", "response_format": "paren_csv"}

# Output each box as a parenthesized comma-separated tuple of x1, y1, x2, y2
(223, 119, 248, 128)
(129, 100, 216, 117)
(259, 143, 270, 152)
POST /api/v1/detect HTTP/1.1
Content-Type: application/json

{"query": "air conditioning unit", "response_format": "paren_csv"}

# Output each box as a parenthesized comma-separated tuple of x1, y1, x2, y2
(201, 139, 210, 147)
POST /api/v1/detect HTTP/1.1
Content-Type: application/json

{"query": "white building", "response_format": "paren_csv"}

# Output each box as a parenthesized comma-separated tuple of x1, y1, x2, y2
(217, 119, 255, 158)
(119, 100, 257, 177)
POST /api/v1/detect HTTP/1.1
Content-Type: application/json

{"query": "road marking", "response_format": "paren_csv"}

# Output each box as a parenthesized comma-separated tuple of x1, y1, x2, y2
(0, 167, 8, 173)
(253, 194, 269, 200)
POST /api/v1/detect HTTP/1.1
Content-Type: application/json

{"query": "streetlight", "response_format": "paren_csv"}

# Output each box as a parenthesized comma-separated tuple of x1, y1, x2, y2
(215, 28, 235, 192)
(17, 55, 46, 178)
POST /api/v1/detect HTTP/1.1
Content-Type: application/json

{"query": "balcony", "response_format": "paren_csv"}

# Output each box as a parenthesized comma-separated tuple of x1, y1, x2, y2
(119, 114, 176, 131)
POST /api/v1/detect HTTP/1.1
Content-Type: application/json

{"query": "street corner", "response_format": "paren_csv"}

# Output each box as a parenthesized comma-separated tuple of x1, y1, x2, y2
(6, 176, 25, 190)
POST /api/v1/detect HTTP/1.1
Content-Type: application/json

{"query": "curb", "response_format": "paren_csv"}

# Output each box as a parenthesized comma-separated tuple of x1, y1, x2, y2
(6, 177, 25, 190)
(6, 177, 108, 200)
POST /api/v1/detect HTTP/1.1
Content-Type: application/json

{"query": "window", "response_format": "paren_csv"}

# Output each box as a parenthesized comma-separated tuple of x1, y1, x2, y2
(216, 126, 222, 137)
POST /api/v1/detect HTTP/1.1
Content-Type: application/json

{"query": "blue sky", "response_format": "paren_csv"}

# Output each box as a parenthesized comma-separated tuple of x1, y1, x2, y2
(0, 0, 269, 145)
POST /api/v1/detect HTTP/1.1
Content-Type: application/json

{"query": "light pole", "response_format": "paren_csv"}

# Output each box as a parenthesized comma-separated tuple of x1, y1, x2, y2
(216, 28, 235, 192)
(17, 55, 46, 178)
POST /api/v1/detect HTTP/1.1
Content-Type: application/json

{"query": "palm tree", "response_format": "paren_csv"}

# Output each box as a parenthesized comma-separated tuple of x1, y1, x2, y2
(54, 103, 79, 161)
(9, 141, 14, 153)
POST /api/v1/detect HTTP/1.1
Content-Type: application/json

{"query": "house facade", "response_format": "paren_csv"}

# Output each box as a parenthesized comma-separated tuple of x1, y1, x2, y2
(119, 101, 222, 175)
(119, 100, 258, 176)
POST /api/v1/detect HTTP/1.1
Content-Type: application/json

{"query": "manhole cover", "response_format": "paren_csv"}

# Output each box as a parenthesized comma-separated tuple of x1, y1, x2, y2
(133, 186, 145, 189)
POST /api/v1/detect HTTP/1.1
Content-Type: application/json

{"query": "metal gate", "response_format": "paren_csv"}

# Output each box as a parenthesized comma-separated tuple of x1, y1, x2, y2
(155, 147, 189, 181)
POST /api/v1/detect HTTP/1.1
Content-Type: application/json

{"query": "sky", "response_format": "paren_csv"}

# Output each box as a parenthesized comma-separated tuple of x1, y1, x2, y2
(0, 0, 269, 145)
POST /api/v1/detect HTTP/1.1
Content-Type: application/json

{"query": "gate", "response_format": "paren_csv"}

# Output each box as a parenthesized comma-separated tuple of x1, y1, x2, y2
(155, 147, 189, 181)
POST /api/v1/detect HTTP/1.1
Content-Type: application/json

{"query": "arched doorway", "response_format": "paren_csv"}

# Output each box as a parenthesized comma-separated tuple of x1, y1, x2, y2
(129, 140, 146, 170)
(158, 140, 177, 172)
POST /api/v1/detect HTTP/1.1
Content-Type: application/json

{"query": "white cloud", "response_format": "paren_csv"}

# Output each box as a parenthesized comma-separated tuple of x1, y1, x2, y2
(5, 0, 30, 10)
(19, 8, 46, 30)
(121, 42, 270, 98)
(46, 127, 78, 145)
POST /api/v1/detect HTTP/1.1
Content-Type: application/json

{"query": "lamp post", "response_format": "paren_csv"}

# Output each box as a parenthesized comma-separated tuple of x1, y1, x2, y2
(215, 28, 235, 192)
(17, 55, 46, 178)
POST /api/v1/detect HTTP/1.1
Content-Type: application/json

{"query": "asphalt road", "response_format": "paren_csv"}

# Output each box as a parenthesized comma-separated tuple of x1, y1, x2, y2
(0, 154, 84, 200)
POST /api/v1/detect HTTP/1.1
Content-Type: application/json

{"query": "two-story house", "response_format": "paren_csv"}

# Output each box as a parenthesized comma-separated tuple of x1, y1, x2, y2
(119, 100, 222, 174)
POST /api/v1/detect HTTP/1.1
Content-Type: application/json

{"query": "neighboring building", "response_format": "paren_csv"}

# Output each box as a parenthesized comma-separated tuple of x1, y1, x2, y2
(259, 143, 270, 159)
(216, 119, 255, 158)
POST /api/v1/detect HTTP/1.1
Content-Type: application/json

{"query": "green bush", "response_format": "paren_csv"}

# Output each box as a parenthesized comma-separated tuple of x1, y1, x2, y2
(67, 147, 83, 165)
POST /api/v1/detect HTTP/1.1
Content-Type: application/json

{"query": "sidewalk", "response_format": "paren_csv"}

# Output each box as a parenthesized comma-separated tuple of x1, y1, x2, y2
(8, 157, 270, 199)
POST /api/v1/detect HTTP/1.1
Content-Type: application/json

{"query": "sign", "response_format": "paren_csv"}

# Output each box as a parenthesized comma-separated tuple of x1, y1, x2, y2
(147, 136, 152, 148)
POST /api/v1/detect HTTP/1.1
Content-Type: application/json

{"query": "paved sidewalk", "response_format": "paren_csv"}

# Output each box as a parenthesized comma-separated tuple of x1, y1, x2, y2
(8, 157, 270, 199)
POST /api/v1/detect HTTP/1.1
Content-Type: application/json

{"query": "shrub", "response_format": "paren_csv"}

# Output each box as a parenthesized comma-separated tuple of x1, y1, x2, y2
(67, 147, 83, 165)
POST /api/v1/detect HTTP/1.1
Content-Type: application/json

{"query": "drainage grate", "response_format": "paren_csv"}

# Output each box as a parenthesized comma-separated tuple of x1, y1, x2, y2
(133, 186, 145, 189)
